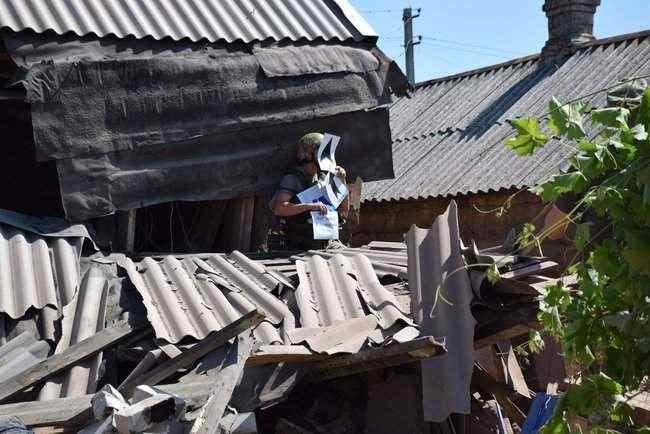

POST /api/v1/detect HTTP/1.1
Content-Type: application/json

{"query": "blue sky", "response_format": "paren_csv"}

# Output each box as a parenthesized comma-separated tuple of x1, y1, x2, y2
(350, 1, 650, 83)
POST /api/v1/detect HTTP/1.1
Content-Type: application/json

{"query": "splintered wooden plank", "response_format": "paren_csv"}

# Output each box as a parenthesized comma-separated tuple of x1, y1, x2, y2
(0, 323, 148, 404)
(305, 336, 445, 382)
(118, 310, 264, 396)
(0, 381, 214, 428)
(246, 345, 326, 366)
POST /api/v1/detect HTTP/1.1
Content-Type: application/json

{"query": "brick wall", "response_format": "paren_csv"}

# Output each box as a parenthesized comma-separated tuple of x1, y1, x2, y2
(355, 189, 546, 249)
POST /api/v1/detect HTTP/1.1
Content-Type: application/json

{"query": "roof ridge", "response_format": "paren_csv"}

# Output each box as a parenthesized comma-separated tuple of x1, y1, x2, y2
(413, 29, 650, 90)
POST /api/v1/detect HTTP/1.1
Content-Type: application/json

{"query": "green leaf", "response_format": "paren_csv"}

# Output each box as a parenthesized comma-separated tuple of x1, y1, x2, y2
(528, 331, 545, 354)
(505, 118, 549, 156)
(578, 140, 597, 153)
(532, 172, 588, 202)
(623, 229, 650, 276)
(548, 97, 586, 139)
(574, 223, 590, 251)
(636, 87, 650, 133)
(591, 107, 630, 129)
(486, 263, 501, 284)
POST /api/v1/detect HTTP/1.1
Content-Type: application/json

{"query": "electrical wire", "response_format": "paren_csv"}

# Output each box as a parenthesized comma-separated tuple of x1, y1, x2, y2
(419, 42, 511, 59)
(383, 35, 526, 56)
(421, 36, 527, 55)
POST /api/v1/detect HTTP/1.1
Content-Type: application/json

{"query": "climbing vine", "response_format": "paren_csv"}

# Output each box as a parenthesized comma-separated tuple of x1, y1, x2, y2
(503, 78, 650, 432)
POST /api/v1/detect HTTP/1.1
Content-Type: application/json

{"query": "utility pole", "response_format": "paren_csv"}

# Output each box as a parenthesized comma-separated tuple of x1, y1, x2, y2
(403, 7, 421, 86)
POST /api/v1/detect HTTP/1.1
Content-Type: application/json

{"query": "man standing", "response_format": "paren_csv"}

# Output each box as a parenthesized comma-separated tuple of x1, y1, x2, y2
(271, 133, 349, 250)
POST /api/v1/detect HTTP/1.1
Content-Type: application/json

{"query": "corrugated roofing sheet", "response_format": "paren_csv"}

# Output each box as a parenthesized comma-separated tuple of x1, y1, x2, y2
(294, 253, 412, 330)
(0, 224, 81, 320)
(364, 31, 650, 202)
(39, 266, 108, 400)
(123, 251, 294, 344)
(0, 0, 374, 44)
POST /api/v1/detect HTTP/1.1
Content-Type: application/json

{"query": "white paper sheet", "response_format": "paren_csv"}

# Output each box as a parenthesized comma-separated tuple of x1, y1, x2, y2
(317, 134, 340, 173)
(311, 210, 339, 240)
(323, 173, 348, 209)
(296, 184, 324, 205)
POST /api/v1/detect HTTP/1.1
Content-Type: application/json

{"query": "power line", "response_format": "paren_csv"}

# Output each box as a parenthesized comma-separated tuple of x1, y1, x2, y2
(357, 9, 402, 14)
(419, 42, 511, 59)
(421, 36, 527, 55)
(382, 35, 525, 56)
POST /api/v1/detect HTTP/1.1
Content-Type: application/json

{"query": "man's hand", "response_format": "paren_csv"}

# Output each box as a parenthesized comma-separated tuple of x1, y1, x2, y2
(308, 202, 328, 215)
(334, 166, 347, 182)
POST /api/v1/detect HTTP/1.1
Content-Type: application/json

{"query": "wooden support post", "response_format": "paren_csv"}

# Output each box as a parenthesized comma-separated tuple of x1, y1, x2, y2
(118, 310, 264, 396)
(251, 195, 272, 253)
(0, 323, 148, 403)
(218, 197, 255, 252)
(115, 209, 137, 253)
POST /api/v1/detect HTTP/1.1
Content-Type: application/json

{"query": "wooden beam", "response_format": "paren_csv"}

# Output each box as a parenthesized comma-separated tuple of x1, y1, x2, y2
(0, 382, 214, 428)
(305, 336, 445, 382)
(118, 310, 264, 396)
(474, 305, 539, 349)
(0, 322, 147, 404)
(115, 210, 137, 253)
(247, 345, 326, 366)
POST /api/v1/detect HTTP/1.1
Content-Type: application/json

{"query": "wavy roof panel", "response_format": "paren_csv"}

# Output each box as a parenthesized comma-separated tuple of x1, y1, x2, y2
(364, 31, 650, 202)
(0, 0, 375, 43)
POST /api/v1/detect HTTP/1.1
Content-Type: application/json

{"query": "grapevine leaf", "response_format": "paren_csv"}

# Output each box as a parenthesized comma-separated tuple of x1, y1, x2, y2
(578, 140, 597, 153)
(548, 97, 586, 139)
(528, 331, 545, 354)
(505, 118, 549, 156)
(531, 172, 588, 202)
(622, 229, 650, 276)
(591, 107, 630, 129)
(574, 223, 590, 251)
(486, 263, 500, 284)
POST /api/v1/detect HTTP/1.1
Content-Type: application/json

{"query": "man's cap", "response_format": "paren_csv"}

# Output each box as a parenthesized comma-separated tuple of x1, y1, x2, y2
(298, 132, 324, 149)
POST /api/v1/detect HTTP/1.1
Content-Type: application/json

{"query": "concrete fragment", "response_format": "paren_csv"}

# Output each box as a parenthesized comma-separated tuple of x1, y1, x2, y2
(92, 385, 128, 420)
(113, 394, 185, 434)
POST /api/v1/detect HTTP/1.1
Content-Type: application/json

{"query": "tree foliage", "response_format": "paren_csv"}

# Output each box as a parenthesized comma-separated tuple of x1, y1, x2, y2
(504, 80, 650, 432)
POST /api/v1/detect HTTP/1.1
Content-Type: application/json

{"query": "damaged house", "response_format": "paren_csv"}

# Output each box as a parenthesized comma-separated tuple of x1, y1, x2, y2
(358, 0, 650, 263)
(0, 0, 405, 252)
(1, 1, 642, 433)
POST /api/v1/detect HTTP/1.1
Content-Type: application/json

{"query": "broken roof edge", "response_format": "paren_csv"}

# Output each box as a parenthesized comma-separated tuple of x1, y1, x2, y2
(412, 29, 650, 90)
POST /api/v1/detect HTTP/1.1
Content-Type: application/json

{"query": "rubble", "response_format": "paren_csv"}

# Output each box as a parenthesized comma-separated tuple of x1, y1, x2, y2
(0, 201, 568, 433)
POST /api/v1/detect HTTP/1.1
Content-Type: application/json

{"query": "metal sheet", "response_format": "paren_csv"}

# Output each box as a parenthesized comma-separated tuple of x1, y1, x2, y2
(39, 266, 109, 400)
(294, 253, 412, 330)
(366, 32, 650, 202)
(123, 252, 293, 344)
(0, 0, 373, 44)
(0, 223, 81, 321)
(407, 201, 476, 422)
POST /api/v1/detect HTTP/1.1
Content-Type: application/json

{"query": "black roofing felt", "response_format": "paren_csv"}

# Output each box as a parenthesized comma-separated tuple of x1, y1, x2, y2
(363, 31, 650, 203)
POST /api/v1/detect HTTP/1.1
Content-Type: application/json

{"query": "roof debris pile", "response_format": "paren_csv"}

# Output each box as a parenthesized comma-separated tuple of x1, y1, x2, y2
(0, 210, 445, 433)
